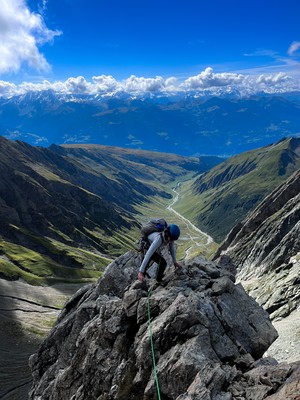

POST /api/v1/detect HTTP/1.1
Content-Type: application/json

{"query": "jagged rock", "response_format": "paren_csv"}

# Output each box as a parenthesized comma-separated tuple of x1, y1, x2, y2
(215, 168, 300, 319)
(29, 250, 300, 399)
(264, 362, 300, 399)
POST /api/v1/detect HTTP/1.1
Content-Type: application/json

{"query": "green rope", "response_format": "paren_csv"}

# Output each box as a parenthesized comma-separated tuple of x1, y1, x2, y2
(147, 282, 161, 400)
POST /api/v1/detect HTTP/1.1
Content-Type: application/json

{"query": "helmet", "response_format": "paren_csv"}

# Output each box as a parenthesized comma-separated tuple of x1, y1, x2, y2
(169, 224, 180, 240)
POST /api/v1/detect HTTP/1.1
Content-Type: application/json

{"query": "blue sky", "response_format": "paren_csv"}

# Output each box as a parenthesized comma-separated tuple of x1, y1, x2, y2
(0, 0, 300, 97)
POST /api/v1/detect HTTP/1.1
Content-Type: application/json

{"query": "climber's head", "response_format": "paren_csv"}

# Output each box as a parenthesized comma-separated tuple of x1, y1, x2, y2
(165, 224, 180, 241)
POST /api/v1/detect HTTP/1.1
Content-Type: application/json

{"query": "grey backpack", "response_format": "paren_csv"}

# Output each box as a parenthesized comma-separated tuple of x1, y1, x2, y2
(138, 218, 168, 252)
(141, 218, 168, 238)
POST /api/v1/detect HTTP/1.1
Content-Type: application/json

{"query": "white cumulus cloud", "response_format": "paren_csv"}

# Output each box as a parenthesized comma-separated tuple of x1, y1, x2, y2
(0, 0, 61, 74)
(181, 67, 245, 89)
(92, 75, 120, 94)
(256, 72, 290, 85)
(63, 76, 93, 94)
(0, 68, 298, 98)
(123, 75, 167, 93)
(0, 80, 18, 96)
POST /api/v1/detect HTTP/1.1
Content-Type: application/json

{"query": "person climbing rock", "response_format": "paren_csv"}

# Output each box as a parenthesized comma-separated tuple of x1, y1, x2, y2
(137, 223, 181, 282)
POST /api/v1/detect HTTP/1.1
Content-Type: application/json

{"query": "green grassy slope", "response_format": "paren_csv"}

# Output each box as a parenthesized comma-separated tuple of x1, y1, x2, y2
(174, 137, 300, 243)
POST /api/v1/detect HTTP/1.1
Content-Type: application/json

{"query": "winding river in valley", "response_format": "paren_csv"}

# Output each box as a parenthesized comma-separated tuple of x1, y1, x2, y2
(166, 183, 215, 259)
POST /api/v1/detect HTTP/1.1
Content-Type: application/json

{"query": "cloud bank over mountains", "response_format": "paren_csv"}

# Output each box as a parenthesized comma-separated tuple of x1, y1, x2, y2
(0, 1, 299, 99)
(0, 67, 299, 99)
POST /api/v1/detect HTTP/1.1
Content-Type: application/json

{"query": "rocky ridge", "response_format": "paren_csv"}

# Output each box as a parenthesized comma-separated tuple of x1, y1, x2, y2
(216, 168, 300, 320)
(29, 251, 300, 399)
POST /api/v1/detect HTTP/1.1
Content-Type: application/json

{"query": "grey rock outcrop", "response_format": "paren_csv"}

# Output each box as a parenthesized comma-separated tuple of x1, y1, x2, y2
(215, 168, 300, 319)
(29, 250, 300, 399)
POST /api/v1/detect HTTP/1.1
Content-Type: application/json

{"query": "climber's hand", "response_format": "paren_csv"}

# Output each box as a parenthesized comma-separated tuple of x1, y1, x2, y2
(138, 272, 145, 281)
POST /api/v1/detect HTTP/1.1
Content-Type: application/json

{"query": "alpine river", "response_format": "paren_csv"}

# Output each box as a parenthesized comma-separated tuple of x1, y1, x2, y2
(166, 183, 214, 259)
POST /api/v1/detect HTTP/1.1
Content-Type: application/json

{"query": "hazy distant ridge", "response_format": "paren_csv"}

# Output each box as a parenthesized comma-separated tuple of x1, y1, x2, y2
(1, 92, 300, 156)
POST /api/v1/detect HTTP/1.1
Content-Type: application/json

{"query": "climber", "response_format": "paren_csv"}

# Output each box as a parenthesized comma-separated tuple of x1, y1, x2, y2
(137, 223, 181, 282)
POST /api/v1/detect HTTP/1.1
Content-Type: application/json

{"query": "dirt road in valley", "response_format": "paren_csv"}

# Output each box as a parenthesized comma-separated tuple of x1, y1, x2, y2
(167, 183, 214, 259)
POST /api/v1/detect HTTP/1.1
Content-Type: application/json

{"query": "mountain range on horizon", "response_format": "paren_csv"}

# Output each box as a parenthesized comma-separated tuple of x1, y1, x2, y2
(1, 91, 300, 157)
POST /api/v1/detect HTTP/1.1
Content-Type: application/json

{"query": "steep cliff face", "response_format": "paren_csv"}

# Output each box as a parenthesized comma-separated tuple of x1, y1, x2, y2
(216, 168, 300, 319)
(29, 251, 300, 399)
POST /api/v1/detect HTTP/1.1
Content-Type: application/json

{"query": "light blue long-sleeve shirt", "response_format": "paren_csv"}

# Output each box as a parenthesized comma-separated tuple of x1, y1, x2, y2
(139, 231, 177, 273)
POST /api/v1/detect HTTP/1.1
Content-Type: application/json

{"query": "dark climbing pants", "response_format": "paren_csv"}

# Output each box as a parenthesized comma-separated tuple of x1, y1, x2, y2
(145, 252, 167, 282)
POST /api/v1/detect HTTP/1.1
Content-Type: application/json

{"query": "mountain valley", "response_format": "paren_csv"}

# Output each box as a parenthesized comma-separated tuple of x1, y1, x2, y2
(0, 135, 300, 399)
(173, 137, 300, 242)
(0, 137, 222, 399)
(0, 136, 221, 286)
